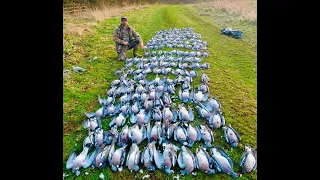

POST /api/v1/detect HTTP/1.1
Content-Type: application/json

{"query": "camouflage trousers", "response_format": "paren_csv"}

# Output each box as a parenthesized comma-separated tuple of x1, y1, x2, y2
(116, 39, 140, 60)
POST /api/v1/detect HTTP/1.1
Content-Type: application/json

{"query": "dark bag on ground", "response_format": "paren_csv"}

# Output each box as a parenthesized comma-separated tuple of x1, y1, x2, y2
(221, 28, 243, 39)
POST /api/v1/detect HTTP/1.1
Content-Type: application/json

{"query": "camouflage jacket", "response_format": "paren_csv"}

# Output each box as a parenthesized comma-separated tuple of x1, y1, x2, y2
(113, 24, 141, 45)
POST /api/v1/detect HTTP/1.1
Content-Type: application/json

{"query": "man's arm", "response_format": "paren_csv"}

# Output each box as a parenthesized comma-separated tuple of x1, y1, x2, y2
(131, 27, 144, 48)
(131, 27, 142, 41)
(113, 28, 127, 45)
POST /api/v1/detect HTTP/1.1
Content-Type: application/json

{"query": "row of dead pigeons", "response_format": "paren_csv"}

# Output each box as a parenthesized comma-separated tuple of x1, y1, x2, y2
(143, 49, 209, 58)
(65, 28, 257, 179)
(144, 28, 207, 51)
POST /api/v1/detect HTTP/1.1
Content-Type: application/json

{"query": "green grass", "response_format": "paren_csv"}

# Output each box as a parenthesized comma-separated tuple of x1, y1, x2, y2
(63, 4, 257, 180)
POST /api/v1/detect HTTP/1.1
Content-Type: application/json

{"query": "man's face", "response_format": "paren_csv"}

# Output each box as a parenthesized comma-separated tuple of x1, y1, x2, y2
(121, 18, 128, 26)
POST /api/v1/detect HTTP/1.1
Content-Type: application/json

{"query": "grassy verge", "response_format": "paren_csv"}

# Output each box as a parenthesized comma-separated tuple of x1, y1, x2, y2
(63, 3, 257, 180)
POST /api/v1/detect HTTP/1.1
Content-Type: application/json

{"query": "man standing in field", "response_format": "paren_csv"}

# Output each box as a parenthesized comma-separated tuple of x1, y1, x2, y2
(113, 16, 144, 61)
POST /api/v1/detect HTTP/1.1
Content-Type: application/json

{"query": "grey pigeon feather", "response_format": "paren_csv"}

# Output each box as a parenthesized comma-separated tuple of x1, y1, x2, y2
(72, 66, 86, 72)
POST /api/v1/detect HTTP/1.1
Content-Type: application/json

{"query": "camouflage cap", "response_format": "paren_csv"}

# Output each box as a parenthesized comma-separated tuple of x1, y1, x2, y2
(121, 16, 128, 20)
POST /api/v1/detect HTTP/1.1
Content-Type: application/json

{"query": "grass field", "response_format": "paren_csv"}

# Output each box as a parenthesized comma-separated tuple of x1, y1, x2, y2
(63, 1, 257, 179)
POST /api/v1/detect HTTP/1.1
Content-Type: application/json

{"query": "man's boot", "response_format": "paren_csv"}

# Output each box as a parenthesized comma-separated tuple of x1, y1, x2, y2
(133, 45, 142, 58)
(117, 50, 126, 61)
